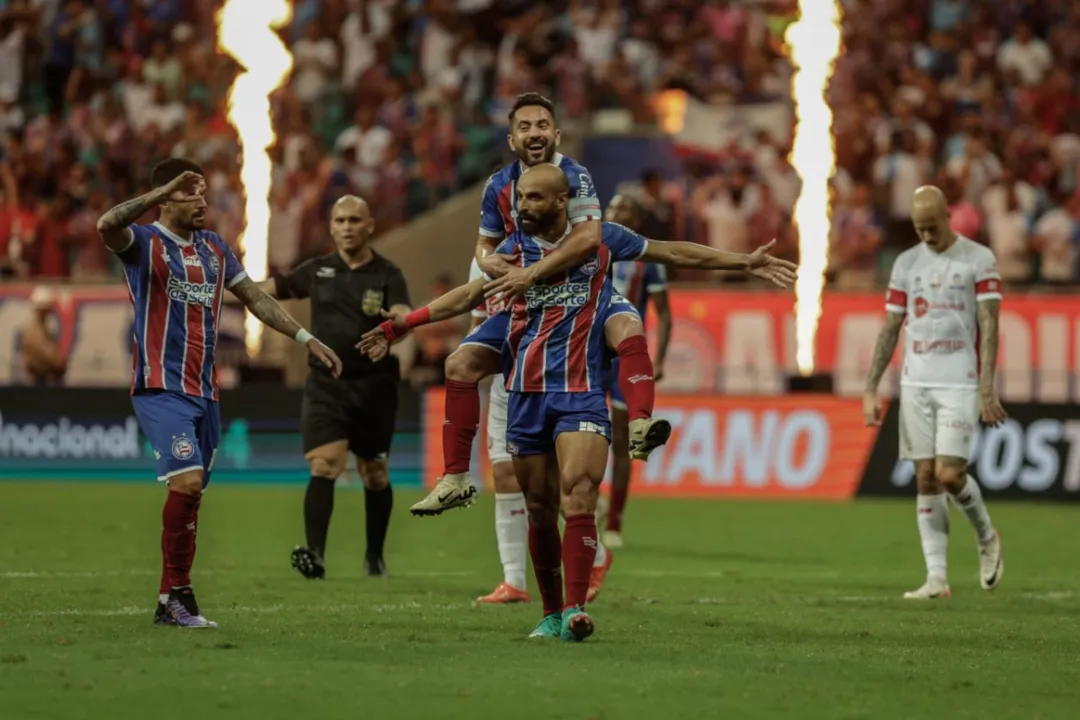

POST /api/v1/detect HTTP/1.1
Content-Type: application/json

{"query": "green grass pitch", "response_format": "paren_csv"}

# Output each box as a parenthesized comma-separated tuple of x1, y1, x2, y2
(1, 482, 1078, 720)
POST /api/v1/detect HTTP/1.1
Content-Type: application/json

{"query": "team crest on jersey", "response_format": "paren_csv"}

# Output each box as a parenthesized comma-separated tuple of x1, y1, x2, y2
(362, 289, 384, 316)
(207, 252, 220, 277)
(580, 256, 601, 276)
(171, 434, 195, 461)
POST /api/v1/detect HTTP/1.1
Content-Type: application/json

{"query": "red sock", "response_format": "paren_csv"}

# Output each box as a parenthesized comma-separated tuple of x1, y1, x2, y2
(443, 379, 480, 474)
(528, 521, 563, 616)
(162, 490, 200, 589)
(608, 486, 628, 532)
(158, 530, 169, 595)
(616, 336, 654, 421)
(562, 514, 598, 609)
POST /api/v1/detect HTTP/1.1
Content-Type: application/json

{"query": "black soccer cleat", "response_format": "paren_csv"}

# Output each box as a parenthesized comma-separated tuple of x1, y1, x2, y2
(291, 546, 326, 579)
(364, 554, 389, 578)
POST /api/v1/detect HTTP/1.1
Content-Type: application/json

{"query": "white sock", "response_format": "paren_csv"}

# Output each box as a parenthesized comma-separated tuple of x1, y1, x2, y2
(159, 593, 169, 605)
(951, 475, 995, 544)
(593, 538, 608, 568)
(916, 493, 949, 582)
(495, 492, 528, 590)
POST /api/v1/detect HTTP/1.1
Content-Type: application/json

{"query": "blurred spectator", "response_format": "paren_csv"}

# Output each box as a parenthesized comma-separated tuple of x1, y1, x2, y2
(19, 286, 67, 385)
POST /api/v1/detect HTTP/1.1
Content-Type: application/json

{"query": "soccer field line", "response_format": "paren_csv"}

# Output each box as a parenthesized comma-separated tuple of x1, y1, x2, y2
(0, 601, 474, 620)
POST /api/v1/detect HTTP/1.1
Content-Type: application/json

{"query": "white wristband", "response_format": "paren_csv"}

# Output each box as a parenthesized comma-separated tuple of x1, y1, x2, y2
(294, 328, 314, 345)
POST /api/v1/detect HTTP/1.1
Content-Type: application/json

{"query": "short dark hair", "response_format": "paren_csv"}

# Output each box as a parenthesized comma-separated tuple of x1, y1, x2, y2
(150, 158, 204, 189)
(508, 93, 556, 125)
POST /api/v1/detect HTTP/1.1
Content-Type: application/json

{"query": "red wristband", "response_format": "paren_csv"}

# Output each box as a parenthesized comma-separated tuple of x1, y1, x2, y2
(404, 306, 431, 329)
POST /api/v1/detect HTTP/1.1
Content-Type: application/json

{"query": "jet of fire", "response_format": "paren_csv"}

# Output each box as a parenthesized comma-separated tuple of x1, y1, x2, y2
(216, 0, 293, 356)
(786, 0, 842, 375)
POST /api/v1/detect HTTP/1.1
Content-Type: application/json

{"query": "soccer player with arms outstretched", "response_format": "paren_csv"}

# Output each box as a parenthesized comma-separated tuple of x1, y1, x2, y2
(97, 158, 341, 628)
(408, 93, 669, 517)
(360, 164, 796, 640)
(863, 185, 1006, 600)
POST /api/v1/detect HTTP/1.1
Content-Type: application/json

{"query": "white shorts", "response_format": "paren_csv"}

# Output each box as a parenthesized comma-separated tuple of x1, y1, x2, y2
(486, 377, 511, 465)
(898, 385, 978, 461)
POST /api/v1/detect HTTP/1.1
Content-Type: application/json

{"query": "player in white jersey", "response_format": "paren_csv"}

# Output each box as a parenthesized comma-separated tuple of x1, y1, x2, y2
(863, 186, 1006, 600)
(468, 257, 612, 604)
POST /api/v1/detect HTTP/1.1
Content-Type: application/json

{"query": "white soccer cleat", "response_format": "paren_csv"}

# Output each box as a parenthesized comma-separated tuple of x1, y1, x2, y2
(628, 417, 672, 461)
(903, 577, 952, 600)
(602, 530, 623, 549)
(410, 473, 477, 516)
(979, 530, 1003, 590)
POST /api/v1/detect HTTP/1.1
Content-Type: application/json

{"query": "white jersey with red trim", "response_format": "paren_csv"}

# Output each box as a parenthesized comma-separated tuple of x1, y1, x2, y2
(468, 257, 512, 319)
(885, 235, 1002, 388)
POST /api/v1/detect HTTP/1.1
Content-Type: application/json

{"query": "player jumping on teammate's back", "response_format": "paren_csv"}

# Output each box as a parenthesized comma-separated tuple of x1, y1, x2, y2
(359, 164, 796, 641)
(256, 196, 414, 581)
(864, 185, 1006, 600)
(96, 158, 341, 628)
(408, 92, 669, 518)
(600, 195, 672, 555)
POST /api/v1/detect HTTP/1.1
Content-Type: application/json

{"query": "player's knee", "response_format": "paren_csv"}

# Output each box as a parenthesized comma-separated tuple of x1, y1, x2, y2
(169, 470, 203, 496)
(524, 494, 558, 526)
(935, 461, 966, 493)
(604, 314, 644, 348)
(914, 462, 939, 493)
(357, 459, 389, 490)
(308, 455, 345, 479)
(445, 347, 491, 382)
(560, 471, 600, 514)
(492, 462, 521, 494)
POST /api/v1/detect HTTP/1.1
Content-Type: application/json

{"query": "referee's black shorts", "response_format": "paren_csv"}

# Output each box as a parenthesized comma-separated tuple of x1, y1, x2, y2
(301, 372, 398, 460)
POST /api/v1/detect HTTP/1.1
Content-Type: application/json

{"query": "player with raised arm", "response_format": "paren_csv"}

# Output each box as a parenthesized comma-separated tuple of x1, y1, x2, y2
(863, 185, 1006, 600)
(408, 93, 668, 518)
(359, 164, 796, 640)
(600, 194, 672, 556)
(97, 158, 342, 628)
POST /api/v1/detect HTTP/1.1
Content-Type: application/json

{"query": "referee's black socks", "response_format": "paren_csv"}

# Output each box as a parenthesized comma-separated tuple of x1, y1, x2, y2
(304, 476, 336, 559)
(365, 485, 393, 560)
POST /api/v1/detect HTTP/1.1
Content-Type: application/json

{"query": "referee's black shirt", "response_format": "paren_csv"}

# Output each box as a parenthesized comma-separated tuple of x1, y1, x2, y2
(274, 251, 411, 380)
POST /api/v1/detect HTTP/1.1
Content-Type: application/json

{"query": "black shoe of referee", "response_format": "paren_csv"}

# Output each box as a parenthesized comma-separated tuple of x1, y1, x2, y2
(291, 546, 326, 579)
(364, 553, 389, 578)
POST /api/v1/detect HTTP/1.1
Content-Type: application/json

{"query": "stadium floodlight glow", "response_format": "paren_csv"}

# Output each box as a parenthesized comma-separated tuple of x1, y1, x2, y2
(215, 0, 293, 357)
(786, 0, 842, 375)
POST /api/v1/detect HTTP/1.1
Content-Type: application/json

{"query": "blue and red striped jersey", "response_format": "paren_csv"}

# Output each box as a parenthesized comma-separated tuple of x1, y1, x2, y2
(478, 153, 602, 240)
(500, 222, 648, 393)
(611, 261, 667, 322)
(115, 222, 247, 401)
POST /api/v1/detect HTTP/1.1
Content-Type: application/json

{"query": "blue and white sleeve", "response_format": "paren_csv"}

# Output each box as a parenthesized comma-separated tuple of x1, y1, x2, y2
(565, 166, 602, 225)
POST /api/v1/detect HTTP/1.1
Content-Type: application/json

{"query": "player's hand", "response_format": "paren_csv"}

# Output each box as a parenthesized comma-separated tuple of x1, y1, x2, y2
(307, 338, 342, 378)
(483, 264, 536, 301)
(746, 239, 798, 288)
(163, 170, 205, 203)
(355, 309, 408, 360)
(862, 390, 883, 426)
(979, 389, 1007, 427)
(479, 253, 519, 279)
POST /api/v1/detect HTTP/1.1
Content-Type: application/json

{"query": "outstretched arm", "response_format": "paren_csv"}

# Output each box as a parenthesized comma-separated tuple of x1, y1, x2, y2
(357, 278, 486, 357)
(229, 276, 343, 376)
(640, 238, 797, 287)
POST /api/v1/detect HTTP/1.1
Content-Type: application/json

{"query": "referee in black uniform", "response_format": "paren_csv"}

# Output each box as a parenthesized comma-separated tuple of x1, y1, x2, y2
(258, 195, 413, 578)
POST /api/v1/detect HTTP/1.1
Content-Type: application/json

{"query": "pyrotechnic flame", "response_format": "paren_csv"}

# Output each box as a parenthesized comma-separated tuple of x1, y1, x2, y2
(216, 0, 293, 356)
(786, 0, 842, 375)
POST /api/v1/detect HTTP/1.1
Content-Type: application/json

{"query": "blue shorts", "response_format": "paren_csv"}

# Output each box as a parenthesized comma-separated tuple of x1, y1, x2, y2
(131, 390, 220, 486)
(460, 310, 509, 354)
(505, 390, 611, 457)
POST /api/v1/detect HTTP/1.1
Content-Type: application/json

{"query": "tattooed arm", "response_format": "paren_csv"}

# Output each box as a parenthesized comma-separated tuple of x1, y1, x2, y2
(228, 276, 304, 339)
(977, 298, 1008, 425)
(96, 171, 201, 252)
(862, 310, 905, 426)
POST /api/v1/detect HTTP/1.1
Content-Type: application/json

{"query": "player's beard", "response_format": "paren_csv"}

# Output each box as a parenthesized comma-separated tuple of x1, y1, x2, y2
(519, 210, 558, 237)
(517, 138, 555, 166)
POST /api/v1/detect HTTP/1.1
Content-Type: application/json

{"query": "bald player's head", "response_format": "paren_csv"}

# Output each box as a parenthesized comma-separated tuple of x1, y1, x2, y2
(910, 185, 954, 252)
(605, 193, 643, 230)
(330, 194, 375, 254)
(516, 163, 569, 236)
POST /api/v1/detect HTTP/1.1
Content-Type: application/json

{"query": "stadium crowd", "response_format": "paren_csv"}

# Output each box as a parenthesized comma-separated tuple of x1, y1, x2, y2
(0, 0, 1077, 288)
